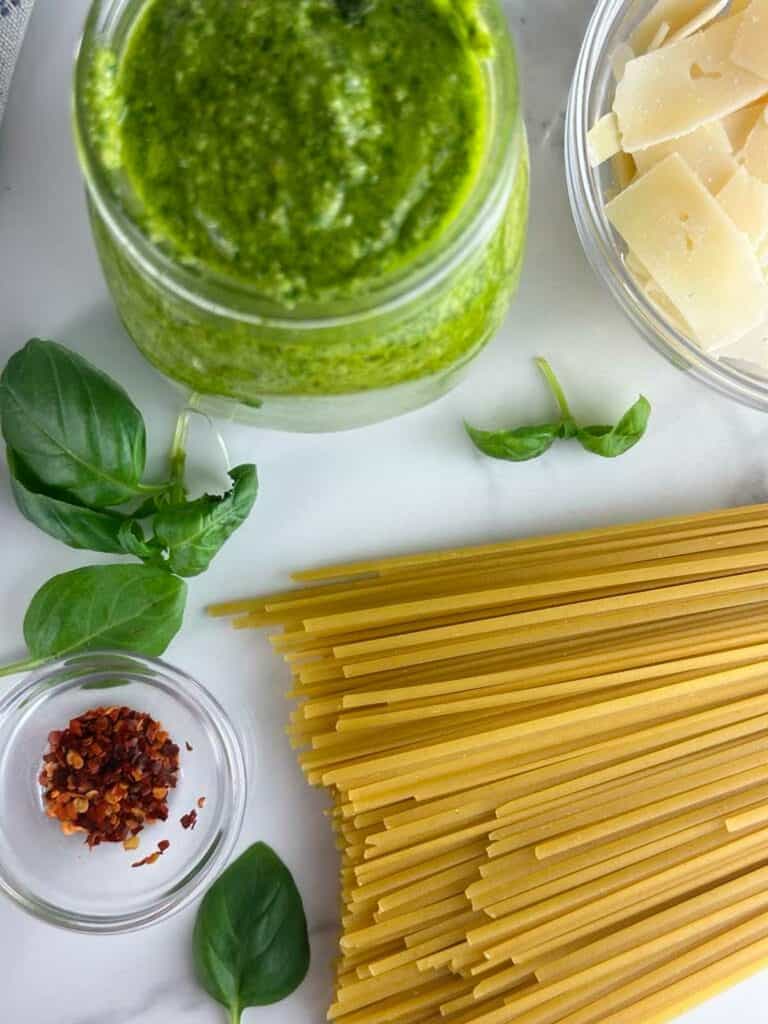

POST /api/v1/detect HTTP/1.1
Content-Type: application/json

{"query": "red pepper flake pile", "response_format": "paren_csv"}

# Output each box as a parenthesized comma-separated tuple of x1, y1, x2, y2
(132, 839, 171, 869)
(180, 809, 198, 831)
(39, 706, 180, 849)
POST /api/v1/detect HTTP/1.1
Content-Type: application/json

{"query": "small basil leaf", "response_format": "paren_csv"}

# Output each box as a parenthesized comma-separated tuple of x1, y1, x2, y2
(577, 396, 651, 458)
(6, 448, 130, 554)
(193, 842, 310, 1020)
(22, 564, 187, 661)
(466, 422, 560, 462)
(152, 464, 258, 577)
(0, 339, 148, 507)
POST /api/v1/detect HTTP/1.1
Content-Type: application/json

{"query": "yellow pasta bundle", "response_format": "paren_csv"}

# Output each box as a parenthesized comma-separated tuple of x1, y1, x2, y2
(212, 501, 768, 1024)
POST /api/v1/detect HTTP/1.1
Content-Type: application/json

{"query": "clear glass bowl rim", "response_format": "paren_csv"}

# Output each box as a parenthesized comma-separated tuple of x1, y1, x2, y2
(565, 0, 768, 413)
(72, 0, 523, 330)
(0, 650, 247, 934)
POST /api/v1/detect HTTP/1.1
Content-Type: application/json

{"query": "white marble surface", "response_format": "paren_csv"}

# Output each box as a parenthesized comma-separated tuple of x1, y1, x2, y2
(1, 1, 768, 1021)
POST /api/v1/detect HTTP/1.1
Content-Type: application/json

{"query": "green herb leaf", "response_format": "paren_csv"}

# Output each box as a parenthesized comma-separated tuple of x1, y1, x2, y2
(577, 396, 651, 458)
(152, 465, 258, 577)
(0, 339, 150, 507)
(193, 842, 310, 1022)
(465, 422, 560, 462)
(0, 564, 186, 678)
(6, 448, 134, 554)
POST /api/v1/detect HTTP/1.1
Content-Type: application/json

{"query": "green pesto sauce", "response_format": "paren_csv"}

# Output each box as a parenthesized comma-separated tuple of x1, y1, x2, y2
(94, 0, 490, 306)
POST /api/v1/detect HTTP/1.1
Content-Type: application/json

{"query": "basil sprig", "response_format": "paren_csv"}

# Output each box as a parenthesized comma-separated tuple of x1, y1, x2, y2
(0, 339, 259, 677)
(194, 843, 310, 1023)
(466, 358, 650, 462)
(0, 340, 258, 573)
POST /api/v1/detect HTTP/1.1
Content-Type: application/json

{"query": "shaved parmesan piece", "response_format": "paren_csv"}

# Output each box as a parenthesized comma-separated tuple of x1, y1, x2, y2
(605, 153, 768, 348)
(612, 151, 637, 189)
(645, 280, 692, 334)
(648, 21, 672, 50)
(718, 165, 768, 243)
(712, 322, 768, 365)
(742, 107, 768, 181)
(587, 112, 622, 166)
(612, 43, 636, 82)
(633, 121, 736, 193)
(614, 15, 768, 153)
(667, 0, 730, 43)
(722, 100, 765, 148)
(631, 0, 727, 52)
(732, 0, 768, 80)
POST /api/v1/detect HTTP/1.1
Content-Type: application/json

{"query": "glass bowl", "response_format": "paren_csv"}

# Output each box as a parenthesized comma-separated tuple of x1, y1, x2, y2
(0, 651, 246, 933)
(566, 0, 768, 412)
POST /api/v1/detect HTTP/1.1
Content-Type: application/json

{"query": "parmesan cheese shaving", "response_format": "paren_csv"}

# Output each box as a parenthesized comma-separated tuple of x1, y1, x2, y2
(742, 108, 768, 181)
(633, 121, 736, 193)
(718, 166, 768, 245)
(614, 15, 768, 153)
(587, 112, 623, 166)
(612, 151, 637, 190)
(605, 154, 768, 349)
(731, 0, 768, 81)
(631, 0, 729, 52)
(722, 100, 765, 149)
(667, 0, 730, 43)
(648, 21, 672, 50)
(612, 43, 636, 83)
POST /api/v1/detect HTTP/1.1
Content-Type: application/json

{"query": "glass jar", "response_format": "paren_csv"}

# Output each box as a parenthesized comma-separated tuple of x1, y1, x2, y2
(73, 0, 529, 431)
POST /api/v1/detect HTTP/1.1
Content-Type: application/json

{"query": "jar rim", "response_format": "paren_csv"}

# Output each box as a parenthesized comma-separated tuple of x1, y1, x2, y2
(73, 0, 522, 329)
(565, 0, 768, 413)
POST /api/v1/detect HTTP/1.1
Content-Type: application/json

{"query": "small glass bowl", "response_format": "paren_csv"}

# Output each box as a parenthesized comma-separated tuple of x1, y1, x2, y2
(0, 651, 246, 933)
(566, 0, 768, 412)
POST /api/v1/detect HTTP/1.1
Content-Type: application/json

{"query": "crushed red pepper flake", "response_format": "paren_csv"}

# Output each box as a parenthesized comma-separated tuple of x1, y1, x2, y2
(185, 741, 193, 752)
(180, 809, 198, 830)
(132, 838, 171, 868)
(39, 706, 180, 849)
(197, 796, 206, 809)
(132, 851, 161, 868)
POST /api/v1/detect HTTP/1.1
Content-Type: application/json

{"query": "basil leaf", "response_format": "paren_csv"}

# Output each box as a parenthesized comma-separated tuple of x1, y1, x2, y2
(0, 339, 148, 507)
(466, 422, 560, 462)
(194, 843, 310, 1021)
(22, 564, 186, 662)
(152, 464, 258, 577)
(577, 396, 651, 458)
(6, 448, 133, 554)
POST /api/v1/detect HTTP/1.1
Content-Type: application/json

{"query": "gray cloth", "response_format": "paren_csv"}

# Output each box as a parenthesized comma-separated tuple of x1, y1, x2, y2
(0, 0, 33, 125)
